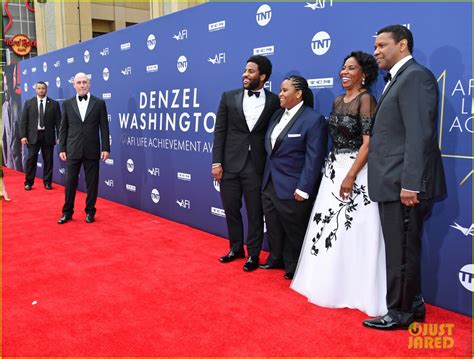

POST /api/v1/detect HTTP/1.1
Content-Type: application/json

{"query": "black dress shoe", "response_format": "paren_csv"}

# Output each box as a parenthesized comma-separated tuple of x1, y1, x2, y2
(219, 250, 245, 263)
(259, 262, 284, 270)
(413, 297, 426, 322)
(24, 184, 32, 191)
(58, 214, 72, 224)
(243, 256, 259, 271)
(44, 183, 53, 190)
(363, 314, 410, 330)
(85, 214, 95, 223)
(284, 272, 294, 280)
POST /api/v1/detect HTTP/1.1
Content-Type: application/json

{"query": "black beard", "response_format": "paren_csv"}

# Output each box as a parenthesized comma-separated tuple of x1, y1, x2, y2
(243, 77, 260, 90)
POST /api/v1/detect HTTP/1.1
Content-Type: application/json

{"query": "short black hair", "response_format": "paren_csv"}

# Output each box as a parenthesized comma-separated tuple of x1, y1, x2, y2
(342, 51, 378, 89)
(36, 81, 48, 88)
(246, 55, 273, 83)
(377, 24, 414, 54)
(285, 75, 314, 109)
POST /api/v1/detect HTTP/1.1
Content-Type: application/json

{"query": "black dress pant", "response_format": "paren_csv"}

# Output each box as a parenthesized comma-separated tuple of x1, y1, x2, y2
(219, 154, 264, 258)
(24, 131, 54, 186)
(62, 158, 100, 216)
(378, 199, 433, 325)
(262, 178, 314, 273)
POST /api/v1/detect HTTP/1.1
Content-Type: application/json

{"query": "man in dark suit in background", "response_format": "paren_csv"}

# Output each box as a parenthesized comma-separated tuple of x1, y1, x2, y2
(364, 25, 447, 330)
(20, 81, 61, 190)
(58, 72, 110, 224)
(212, 55, 280, 271)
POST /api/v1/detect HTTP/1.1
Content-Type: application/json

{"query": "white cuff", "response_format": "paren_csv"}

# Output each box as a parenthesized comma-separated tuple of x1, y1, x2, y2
(295, 189, 309, 199)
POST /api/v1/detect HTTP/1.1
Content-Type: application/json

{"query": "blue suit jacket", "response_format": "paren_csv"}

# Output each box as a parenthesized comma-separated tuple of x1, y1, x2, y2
(262, 105, 328, 200)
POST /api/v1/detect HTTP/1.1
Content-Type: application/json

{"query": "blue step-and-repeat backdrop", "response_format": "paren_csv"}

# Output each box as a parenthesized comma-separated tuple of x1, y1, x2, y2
(10, 1, 473, 315)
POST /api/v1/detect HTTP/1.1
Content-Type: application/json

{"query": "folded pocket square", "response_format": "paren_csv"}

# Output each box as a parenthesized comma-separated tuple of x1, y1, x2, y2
(287, 133, 301, 138)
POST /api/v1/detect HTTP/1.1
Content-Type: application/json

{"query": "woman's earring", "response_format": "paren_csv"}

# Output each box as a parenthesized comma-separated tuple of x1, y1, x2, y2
(362, 78, 365, 86)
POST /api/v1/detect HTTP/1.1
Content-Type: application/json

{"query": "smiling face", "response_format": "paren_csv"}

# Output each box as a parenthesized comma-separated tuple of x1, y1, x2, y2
(374, 32, 407, 70)
(279, 79, 302, 110)
(73, 73, 90, 96)
(340, 57, 364, 91)
(242, 61, 265, 91)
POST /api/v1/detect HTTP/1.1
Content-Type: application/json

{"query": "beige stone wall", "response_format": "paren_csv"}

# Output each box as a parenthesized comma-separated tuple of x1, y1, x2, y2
(35, 0, 208, 55)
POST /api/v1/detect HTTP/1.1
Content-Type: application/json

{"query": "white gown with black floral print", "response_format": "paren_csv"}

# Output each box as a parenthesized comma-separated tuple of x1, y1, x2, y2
(291, 92, 387, 317)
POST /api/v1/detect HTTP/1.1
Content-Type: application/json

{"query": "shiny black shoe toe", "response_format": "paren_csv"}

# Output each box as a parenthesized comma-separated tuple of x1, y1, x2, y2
(58, 214, 72, 224)
(44, 183, 53, 190)
(243, 256, 259, 271)
(363, 314, 410, 330)
(24, 184, 32, 191)
(284, 272, 294, 280)
(85, 214, 95, 223)
(219, 250, 245, 263)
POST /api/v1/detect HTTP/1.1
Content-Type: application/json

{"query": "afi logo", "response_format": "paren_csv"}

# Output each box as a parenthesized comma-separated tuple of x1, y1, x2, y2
(121, 67, 132, 76)
(22, 69, 27, 75)
(311, 31, 331, 55)
(177, 55, 188, 73)
(107, 114, 112, 122)
(100, 48, 109, 56)
(459, 264, 473, 292)
(256, 4, 272, 26)
(56, 77, 61, 88)
(148, 168, 160, 176)
(147, 34, 156, 50)
(151, 189, 160, 204)
(450, 222, 474, 236)
(43, 62, 48, 72)
(213, 179, 220, 192)
(176, 199, 191, 209)
(53, 61, 60, 68)
(305, 0, 333, 10)
(84, 50, 90, 63)
(126, 159, 134, 172)
(208, 53, 226, 65)
(59, 168, 66, 175)
(105, 179, 114, 187)
(264, 81, 272, 92)
(173, 29, 188, 40)
(103, 67, 110, 81)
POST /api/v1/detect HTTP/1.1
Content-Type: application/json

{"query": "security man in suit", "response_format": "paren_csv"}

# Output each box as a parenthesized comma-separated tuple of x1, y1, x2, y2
(20, 81, 61, 190)
(364, 25, 447, 330)
(58, 72, 110, 224)
(212, 55, 280, 271)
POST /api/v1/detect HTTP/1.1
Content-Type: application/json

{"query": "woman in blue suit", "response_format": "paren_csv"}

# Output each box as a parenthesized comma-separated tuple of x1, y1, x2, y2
(260, 75, 328, 279)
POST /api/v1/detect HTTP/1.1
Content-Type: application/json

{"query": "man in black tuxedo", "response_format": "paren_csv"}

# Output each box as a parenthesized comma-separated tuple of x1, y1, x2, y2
(20, 81, 61, 190)
(364, 25, 447, 330)
(212, 55, 280, 271)
(58, 72, 110, 224)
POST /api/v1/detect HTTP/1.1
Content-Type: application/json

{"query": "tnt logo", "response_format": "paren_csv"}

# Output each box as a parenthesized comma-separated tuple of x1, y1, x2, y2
(103, 67, 110, 81)
(173, 29, 188, 40)
(213, 179, 220, 192)
(84, 50, 90, 63)
(43, 62, 48, 72)
(100, 48, 109, 56)
(148, 168, 160, 176)
(147, 34, 156, 50)
(105, 180, 114, 187)
(121, 67, 132, 76)
(408, 323, 454, 349)
(459, 264, 473, 292)
(311, 31, 331, 55)
(151, 189, 160, 204)
(208, 53, 226, 65)
(56, 77, 61, 88)
(177, 199, 191, 209)
(126, 159, 134, 173)
(177, 55, 188, 73)
(256, 4, 272, 26)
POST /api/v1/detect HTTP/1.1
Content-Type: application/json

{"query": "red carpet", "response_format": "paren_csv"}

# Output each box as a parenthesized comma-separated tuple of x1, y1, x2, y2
(1, 167, 472, 356)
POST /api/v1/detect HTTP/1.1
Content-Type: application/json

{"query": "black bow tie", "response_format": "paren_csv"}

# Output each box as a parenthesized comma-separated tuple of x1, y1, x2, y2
(248, 90, 260, 98)
(78, 94, 88, 101)
(383, 72, 392, 83)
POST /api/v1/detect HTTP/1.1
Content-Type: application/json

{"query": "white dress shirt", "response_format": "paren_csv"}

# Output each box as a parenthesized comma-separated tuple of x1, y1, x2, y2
(37, 96, 46, 130)
(382, 55, 413, 93)
(243, 88, 265, 132)
(76, 93, 90, 121)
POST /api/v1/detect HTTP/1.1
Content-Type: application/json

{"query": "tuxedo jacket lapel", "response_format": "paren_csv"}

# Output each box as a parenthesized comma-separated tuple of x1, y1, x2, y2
(233, 90, 246, 129)
(71, 97, 82, 121)
(84, 96, 97, 122)
(272, 105, 305, 154)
